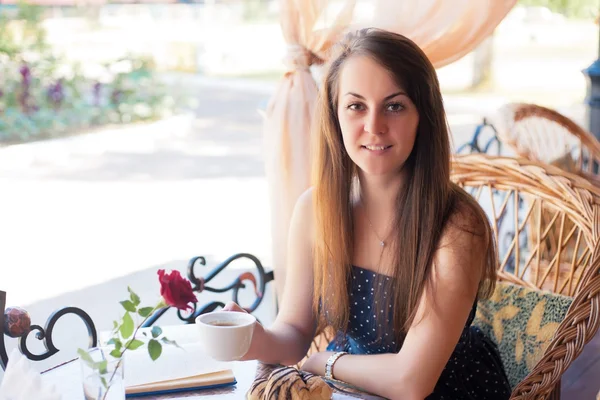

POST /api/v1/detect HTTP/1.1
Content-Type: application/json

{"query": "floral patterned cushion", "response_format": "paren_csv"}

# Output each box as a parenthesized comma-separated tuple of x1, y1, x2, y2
(473, 282, 573, 389)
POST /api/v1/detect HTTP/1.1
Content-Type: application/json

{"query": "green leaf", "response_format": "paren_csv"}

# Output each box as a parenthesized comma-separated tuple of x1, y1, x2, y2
(107, 338, 122, 351)
(110, 349, 122, 359)
(96, 360, 108, 374)
(151, 326, 162, 339)
(77, 348, 94, 365)
(101, 376, 108, 389)
(113, 321, 118, 330)
(138, 307, 154, 318)
(161, 337, 182, 349)
(127, 339, 144, 350)
(120, 312, 134, 339)
(128, 286, 141, 306)
(148, 339, 162, 361)
(120, 300, 136, 313)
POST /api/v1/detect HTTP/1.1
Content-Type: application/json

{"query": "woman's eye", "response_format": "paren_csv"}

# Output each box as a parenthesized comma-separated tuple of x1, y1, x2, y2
(347, 103, 364, 111)
(387, 103, 404, 113)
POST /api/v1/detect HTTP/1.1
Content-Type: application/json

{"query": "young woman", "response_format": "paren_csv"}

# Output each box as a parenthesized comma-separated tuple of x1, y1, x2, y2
(224, 28, 511, 400)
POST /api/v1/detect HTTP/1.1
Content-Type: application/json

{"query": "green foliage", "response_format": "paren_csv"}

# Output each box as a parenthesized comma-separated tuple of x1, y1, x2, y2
(120, 312, 135, 339)
(151, 326, 163, 338)
(242, 0, 273, 22)
(518, 0, 600, 18)
(148, 339, 162, 361)
(0, 2, 47, 58)
(0, 2, 177, 144)
(138, 307, 154, 317)
(78, 286, 179, 393)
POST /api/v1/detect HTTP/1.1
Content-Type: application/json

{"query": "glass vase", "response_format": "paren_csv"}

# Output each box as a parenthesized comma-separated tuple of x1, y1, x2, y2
(80, 347, 125, 400)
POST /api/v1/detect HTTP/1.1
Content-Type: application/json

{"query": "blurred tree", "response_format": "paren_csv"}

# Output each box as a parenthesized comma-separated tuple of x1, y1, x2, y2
(0, 2, 47, 59)
(0, 2, 176, 144)
(518, 0, 599, 18)
(472, 33, 495, 89)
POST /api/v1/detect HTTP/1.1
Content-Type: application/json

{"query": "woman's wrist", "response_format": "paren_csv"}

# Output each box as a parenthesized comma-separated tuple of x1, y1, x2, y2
(325, 351, 348, 380)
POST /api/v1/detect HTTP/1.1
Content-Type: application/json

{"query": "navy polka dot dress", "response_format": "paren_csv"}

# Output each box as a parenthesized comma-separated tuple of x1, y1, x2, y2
(327, 265, 511, 399)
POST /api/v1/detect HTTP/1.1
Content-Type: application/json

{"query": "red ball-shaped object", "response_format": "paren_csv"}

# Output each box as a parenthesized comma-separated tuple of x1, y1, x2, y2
(3, 307, 31, 338)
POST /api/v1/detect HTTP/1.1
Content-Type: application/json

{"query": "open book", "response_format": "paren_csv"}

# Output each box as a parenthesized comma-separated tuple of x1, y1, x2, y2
(121, 338, 236, 397)
(125, 369, 236, 397)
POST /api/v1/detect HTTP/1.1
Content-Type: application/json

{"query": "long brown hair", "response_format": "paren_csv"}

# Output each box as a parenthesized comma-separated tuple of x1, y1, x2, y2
(311, 28, 497, 343)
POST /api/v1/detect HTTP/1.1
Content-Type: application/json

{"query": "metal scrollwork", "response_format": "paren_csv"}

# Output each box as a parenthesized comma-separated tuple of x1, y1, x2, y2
(456, 118, 502, 155)
(187, 256, 207, 291)
(19, 307, 98, 361)
(1, 291, 8, 369)
(143, 253, 274, 327)
(0, 290, 98, 370)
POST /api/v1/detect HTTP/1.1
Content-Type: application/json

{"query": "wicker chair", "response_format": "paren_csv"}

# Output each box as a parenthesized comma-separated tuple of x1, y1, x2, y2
(452, 154, 600, 399)
(492, 102, 600, 186)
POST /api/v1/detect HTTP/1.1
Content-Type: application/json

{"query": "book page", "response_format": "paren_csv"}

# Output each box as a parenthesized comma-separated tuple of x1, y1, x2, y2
(124, 342, 231, 387)
(126, 370, 235, 395)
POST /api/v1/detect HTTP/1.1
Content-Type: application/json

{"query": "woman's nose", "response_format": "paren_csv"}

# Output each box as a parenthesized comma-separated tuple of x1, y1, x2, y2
(364, 111, 387, 135)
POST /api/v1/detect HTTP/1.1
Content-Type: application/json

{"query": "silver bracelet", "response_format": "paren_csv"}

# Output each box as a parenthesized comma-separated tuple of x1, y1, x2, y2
(325, 351, 348, 380)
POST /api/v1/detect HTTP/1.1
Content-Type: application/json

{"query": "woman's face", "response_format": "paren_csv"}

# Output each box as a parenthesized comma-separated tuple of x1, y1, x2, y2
(337, 55, 419, 178)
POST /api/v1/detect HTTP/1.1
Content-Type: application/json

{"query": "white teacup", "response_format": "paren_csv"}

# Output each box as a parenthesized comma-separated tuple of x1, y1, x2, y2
(195, 311, 257, 361)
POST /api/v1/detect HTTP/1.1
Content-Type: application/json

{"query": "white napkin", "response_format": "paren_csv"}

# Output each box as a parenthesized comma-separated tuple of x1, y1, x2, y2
(0, 349, 62, 400)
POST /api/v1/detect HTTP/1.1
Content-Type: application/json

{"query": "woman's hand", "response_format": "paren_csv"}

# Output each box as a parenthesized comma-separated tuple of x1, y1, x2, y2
(300, 351, 333, 376)
(222, 301, 248, 313)
(221, 301, 265, 361)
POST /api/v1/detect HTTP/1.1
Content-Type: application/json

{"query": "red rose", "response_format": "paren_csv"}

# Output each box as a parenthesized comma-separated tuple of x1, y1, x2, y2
(158, 269, 198, 311)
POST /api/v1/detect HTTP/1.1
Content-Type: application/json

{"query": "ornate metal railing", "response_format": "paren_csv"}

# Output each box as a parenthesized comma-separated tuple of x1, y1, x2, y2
(0, 290, 97, 370)
(1, 253, 272, 368)
(143, 253, 274, 327)
(456, 118, 502, 155)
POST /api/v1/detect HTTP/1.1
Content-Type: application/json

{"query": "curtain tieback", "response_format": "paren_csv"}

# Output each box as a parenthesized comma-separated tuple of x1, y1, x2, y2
(283, 44, 322, 72)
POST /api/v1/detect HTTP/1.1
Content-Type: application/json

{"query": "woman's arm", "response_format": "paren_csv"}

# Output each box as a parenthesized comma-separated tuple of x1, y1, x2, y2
(302, 213, 486, 400)
(229, 188, 317, 366)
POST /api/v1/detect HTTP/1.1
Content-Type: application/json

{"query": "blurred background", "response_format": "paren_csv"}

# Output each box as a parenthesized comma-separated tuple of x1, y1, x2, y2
(1, 0, 599, 389)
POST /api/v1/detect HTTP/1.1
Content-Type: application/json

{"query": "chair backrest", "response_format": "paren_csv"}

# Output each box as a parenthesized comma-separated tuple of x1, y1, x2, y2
(451, 154, 600, 399)
(492, 103, 600, 184)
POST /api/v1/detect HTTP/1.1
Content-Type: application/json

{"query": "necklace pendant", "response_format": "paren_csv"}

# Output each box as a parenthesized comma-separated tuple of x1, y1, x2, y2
(380, 241, 385, 247)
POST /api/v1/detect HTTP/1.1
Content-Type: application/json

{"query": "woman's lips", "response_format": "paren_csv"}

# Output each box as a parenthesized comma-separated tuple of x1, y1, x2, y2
(362, 145, 392, 153)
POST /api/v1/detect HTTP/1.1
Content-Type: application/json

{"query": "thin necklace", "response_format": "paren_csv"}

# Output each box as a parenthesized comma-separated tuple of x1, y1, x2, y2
(360, 198, 389, 248)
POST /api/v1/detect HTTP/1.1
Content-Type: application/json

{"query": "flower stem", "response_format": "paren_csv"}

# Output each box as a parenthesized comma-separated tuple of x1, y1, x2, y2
(100, 302, 166, 400)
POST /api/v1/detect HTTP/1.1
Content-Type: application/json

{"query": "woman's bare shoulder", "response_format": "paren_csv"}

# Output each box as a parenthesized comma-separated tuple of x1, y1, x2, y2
(290, 187, 316, 240)
(293, 187, 315, 220)
(296, 186, 315, 207)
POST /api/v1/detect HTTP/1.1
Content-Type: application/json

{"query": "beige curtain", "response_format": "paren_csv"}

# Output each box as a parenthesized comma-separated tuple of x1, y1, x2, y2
(266, 0, 517, 302)
(264, 0, 356, 301)
(370, 0, 517, 68)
